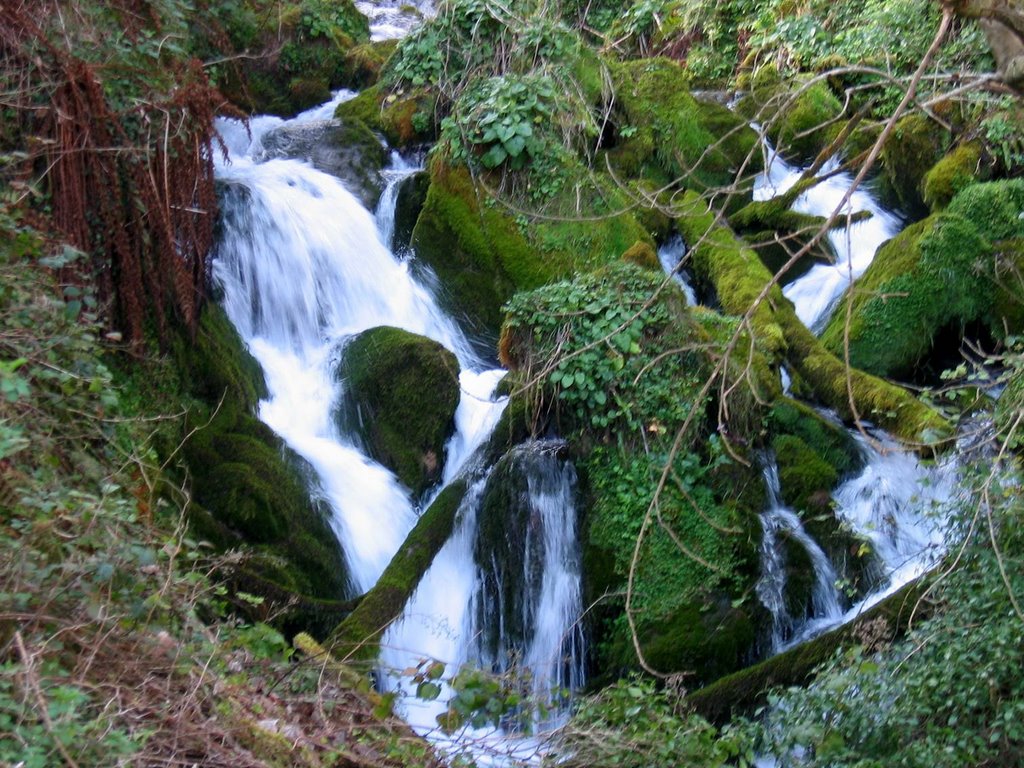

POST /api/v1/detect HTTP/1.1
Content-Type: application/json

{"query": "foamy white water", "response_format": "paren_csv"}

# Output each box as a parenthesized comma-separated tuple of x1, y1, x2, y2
(213, 108, 504, 593)
(754, 144, 903, 333)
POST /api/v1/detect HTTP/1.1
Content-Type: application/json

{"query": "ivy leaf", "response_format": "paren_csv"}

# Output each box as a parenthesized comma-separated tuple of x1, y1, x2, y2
(480, 144, 508, 168)
(504, 134, 527, 158)
(417, 681, 442, 701)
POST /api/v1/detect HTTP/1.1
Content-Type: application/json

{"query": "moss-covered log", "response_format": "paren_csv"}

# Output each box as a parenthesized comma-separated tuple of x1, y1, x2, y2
(688, 579, 931, 723)
(675, 191, 951, 445)
(328, 480, 468, 661)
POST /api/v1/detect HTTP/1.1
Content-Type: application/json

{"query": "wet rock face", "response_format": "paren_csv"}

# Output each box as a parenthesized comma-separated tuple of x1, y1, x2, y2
(337, 325, 460, 498)
(259, 119, 386, 208)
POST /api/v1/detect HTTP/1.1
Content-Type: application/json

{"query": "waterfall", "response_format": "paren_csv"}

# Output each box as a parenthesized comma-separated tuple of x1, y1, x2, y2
(213, 107, 503, 594)
(381, 441, 585, 760)
(756, 456, 845, 653)
(656, 235, 699, 305)
(213, 95, 584, 761)
(823, 431, 955, 620)
(754, 143, 903, 333)
(376, 151, 421, 252)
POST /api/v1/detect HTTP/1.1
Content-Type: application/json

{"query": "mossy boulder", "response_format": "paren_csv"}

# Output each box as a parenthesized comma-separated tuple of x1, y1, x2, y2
(737, 71, 843, 162)
(879, 113, 948, 219)
(338, 326, 460, 497)
(819, 205, 1014, 380)
(335, 84, 438, 146)
(946, 179, 1024, 242)
(922, 142, 982, 211)
(177, 305, 350, 601)
(688, 578, 930, 723)
(410, 157, 649, 338)
(259, 118, 387, 207)
(605, 57, 762, 201)
(636, 599, 757, 687)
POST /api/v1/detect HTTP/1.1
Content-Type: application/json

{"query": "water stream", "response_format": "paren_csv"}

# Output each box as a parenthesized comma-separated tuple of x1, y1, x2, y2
(756, 456, 845, 653)
(750, 142, 958, 651)
(754, 142, 903, 334)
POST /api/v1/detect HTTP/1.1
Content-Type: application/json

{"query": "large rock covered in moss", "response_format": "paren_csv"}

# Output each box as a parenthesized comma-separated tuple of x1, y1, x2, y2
(410, 158, 649, 337)
(922, 142, 982, 212)
(821, 181, 1024, 380)
(878, 113, 948, 219)
(338, 326, 460, 497)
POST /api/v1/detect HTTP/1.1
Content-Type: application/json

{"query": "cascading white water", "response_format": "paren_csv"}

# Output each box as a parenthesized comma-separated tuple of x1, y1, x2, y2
(657, 234, 699, 306)
(381, 441, 584, 763)
(754, 142, 903, 333)
(356, 0, 436, 41)
(756, 456, 845, 653)
(376, 151, 420, 251)
(213, 106, 504, 594)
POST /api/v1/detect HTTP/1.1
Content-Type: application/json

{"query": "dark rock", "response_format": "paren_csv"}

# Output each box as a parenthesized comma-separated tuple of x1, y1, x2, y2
(259, 119, 386, 208)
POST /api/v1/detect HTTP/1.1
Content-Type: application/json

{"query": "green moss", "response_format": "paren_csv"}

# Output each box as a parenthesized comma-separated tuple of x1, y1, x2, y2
(177, 303, 266, 410)
(329, 479, 467, 660)
(635, 600, 757, 687)
(821, 213, 994, 379)
(773, 80, 843, 162)
(738, 74, 843, 161)
(621, 240, 660, 270)
(946, 179, 1024, 242)
(410, 159, 528, 335)
(214, 0, 371, 115)
(768, 398, 861, 478)
(676, 190, 951, 444)
(879, 113, 948, 218)
(334, 84, 385, 132)
(411, 158, 648, 337)
(605, 58, 761, 198)
(922, 142, 982, 211)
(344, 40, 398, 88)
(339, 326, 460, 498)
(171, 305, 350, 603)
(687, 578, 930, 723)
(773, 434, 838, 516)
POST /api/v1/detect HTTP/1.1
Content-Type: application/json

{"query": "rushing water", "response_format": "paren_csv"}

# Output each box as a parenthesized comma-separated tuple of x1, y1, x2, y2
(213, 103, 503, 592)
(213, 95, 585, 761)
(356, 0, 435, 41)
(756, 456, 845, 653)
(754, 143, 903, 334)
(656, 234, 699, 305)
(750, 141, 958, 653)
(382, 441, 585, 761)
